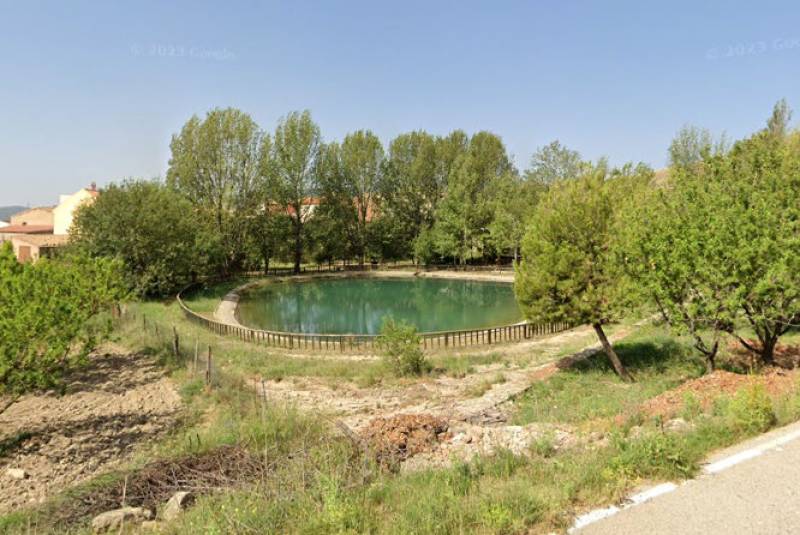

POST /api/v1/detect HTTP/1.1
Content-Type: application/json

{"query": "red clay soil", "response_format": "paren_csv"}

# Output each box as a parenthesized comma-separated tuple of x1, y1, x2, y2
(359, 414, 449, 468)
(641, 368, 798, 418)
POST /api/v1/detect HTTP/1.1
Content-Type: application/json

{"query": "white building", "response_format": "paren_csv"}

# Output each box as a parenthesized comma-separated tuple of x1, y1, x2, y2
(53, 184, 99, 235)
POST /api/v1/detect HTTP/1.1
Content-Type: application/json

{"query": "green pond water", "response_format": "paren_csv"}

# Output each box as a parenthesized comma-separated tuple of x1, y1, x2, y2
(237, 277, 523, 335)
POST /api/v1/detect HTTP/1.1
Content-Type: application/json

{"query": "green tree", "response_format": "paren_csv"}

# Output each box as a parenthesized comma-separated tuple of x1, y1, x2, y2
(167, 107, 266, 274)
(432, 131, 513, 264)
(622, 102, 800, 367)
(314, 141, 355, 264)
(71, 180, 201, 297)
(667, 125, 727, 169)
(618, 163, 732, 372)
(338, 130, 385, 264)
(0, 244, 127, 393)
(381, 131, 440, 257)
(488, 172, 542, 262)
(246, 210, 290, 274)
(524, 140, 583, 186)
(767, 98, 792, 138)
(714, 126, 800, 364)
(515, 164, 632, 380)
(268, 110, 323, 273)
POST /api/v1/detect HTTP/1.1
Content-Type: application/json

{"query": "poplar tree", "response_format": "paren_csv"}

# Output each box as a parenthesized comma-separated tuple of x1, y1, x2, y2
(167, 108, 266, 274)
(267, 110, 322, 273)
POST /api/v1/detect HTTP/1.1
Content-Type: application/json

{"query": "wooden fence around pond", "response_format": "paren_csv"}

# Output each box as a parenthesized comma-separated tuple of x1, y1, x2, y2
(177, 282, 573, 353)
(237, 262, 515, 278)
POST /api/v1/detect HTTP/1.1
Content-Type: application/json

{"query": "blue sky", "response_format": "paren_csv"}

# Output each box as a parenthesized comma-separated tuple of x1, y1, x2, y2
(2, 0, 799, 206)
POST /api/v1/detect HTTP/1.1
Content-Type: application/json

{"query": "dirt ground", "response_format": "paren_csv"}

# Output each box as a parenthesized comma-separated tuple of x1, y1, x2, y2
(253, 324, 636, 470)
(0, 346, 182, 513)
(641, 367, 799, 418)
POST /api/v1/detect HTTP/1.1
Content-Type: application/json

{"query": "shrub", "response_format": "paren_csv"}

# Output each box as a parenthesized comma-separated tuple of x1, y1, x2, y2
(726, 384, 776, 434)
(377, 318, 430, 377)
(0, 244, 127, 393)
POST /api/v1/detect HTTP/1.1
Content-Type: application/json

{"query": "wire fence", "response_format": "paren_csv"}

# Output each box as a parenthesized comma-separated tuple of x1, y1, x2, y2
(117, 308, 222, 387)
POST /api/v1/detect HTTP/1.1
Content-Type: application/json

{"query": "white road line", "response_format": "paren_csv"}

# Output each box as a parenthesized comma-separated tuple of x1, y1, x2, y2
(569, 425, 800, 532)
(704, 427, 800, 474)
(625, 482, 678, 506)
(569, 506, 621, 533)
(704, 448, 763, 474)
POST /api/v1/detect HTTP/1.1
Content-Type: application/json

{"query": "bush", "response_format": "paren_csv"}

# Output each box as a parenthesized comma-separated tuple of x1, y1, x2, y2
(726, 384, 776, 434)
(0, 244, 127, 393)
(377, 318, 430, 377)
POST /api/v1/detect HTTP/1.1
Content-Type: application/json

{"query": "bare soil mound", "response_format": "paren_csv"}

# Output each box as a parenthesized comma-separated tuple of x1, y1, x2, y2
(641, 368, 797, 418)
(0, 347, 182, 513)
(359, 414, 449, 468)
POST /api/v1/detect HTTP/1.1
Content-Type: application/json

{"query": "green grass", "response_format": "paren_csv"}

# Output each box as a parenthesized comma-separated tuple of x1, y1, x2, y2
(119, 300, 390, 385)
(430, 353, 505, 378)
(512, 326, 705, 426)
(179, 277, 249, 314)
(8, 305, 800, 534)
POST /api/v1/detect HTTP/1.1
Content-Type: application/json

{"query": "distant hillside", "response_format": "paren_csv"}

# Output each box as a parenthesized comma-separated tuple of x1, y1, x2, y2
(0, 205, 27, 222)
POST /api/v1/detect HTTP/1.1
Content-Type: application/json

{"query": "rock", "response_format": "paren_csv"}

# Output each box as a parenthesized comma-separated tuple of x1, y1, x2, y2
(6, 468, 27, 480)
(665, 417, 692, 433)
(162, 491, 194, 521)
(91, 507, 152, 533)
(628, 425, 645, 439)
(587, 431, 604, 442)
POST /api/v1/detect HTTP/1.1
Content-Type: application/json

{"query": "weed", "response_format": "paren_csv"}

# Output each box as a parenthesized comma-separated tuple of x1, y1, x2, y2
(680, 392, 702, 421)
(465, 373, 506, 398)
(607, 432, 696, 480)
(726, 383, 776, 434)
(530, 432, 558, 458)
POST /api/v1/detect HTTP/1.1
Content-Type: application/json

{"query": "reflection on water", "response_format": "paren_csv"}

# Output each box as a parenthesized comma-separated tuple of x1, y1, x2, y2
(237, 277, 522, 334)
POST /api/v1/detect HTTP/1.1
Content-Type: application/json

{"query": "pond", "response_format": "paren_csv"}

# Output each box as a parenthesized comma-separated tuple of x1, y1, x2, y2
(236, 277, 523, 335)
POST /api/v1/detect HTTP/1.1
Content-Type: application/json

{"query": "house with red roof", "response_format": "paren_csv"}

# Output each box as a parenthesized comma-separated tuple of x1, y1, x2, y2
(1, 183, 99, 261)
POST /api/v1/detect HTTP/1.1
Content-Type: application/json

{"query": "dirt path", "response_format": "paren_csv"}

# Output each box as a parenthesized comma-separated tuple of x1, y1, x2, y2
(0, 346, 182, 513)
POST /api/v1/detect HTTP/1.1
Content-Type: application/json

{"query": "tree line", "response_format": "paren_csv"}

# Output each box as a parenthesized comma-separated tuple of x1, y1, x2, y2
(69, 99, 800, 377)
(72, 109, 586, 295)
(515, 100, 800, 377)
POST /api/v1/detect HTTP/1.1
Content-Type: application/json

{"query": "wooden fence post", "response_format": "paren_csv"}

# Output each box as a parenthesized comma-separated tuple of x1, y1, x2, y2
(172, 326, 180, 358)
(193, 340, 199, 374)
(205, 345, 212, 385)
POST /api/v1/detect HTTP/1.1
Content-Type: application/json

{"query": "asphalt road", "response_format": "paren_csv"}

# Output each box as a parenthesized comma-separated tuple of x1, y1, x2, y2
(579, 420, 800, 535)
